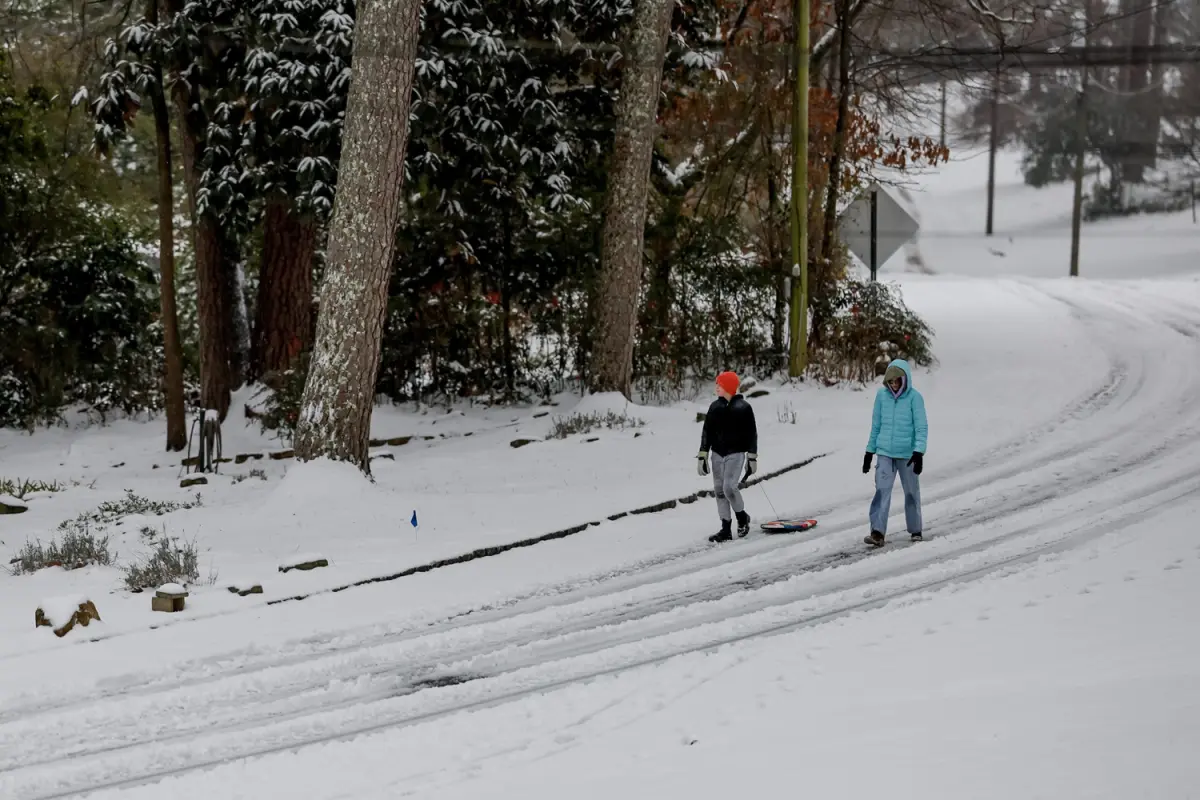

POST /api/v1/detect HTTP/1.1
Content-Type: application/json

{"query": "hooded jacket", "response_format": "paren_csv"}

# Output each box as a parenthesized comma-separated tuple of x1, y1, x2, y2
(701, 394, 758, 457)
(866, 359, 928, 460)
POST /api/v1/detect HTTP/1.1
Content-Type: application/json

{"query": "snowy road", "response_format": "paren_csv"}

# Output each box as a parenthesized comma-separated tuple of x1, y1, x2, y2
(4, 279, 1200, 799)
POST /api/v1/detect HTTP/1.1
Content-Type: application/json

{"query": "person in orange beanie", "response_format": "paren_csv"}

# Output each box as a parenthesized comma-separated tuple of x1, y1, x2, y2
(697, 371, 758, 542)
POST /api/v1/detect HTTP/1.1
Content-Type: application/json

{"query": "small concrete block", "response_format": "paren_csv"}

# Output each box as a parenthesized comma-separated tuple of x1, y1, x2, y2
(152, 595, 186, 612)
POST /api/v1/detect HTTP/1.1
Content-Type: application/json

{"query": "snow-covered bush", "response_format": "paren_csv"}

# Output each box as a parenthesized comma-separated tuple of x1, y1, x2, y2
(9, 528, 114, 575)
(0, 54, 162, 430)
(811, 281, 936, 385)
(251, 351, 310, 444)
(0, 478, 65, 498)
(547, 411, 646, 440)
(121, 534, 205, 592)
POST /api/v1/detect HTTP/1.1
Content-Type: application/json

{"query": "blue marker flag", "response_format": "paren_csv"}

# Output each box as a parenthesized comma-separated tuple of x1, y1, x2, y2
(410, 509, 419, 529)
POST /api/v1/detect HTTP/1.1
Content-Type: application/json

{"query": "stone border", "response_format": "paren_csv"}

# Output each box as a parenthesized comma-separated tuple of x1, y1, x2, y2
(265, 452, 828, 607)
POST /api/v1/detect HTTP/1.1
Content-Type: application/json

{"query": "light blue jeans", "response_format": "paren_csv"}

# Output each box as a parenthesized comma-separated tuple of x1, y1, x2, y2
(869, 455, 922, 535)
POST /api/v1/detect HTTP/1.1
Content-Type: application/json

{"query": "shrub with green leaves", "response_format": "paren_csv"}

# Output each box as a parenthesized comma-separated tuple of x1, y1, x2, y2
(252, 351, 310, 445)
(811, 280, 935, 384)
(0, 54, 162, 429)
(0, 477, 64, 498)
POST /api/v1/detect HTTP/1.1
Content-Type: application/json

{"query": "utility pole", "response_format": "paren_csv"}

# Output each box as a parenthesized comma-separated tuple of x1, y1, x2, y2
(788, 0, 810, 378)
(985, 67, 999, 236)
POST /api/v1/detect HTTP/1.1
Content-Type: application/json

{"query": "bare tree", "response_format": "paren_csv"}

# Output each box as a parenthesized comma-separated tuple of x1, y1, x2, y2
(588, 0, 676, 398)
(293, 0, 423, 471)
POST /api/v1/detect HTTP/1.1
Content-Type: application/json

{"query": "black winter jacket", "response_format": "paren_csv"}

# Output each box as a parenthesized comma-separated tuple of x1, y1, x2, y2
(700, 395, 758, 457)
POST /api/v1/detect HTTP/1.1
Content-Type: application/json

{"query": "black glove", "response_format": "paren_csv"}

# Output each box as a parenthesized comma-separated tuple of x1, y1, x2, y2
(862, 452, 873, 474)
(697, 450, 710, 476)
(908, 452, 924, 475)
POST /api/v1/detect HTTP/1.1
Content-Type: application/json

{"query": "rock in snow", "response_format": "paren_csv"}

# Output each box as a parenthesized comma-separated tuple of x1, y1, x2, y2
(0, 494, 28, 514)
(35, 596, 101, 637)
(279, 553, 329, 573)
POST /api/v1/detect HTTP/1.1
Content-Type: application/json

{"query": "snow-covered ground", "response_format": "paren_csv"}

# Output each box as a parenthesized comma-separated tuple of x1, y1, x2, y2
(2, 138, 1199, 798)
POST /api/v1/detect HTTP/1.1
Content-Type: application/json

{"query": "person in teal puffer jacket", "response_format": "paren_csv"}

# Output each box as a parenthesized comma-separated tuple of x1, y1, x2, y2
(862, 358, 928, 547)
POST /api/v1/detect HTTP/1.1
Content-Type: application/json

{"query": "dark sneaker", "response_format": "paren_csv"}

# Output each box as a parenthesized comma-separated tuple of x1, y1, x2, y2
(735, 511, 751, 538)
(910, 532, 923, 542)
(864, 530, 885, 547)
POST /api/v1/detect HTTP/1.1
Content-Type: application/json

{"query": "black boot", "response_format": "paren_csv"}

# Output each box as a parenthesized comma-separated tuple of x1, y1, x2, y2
(709, 519, 733, 543)
(910, 532, 923, 542)
(735, 510, 751, 538)
(864, 530, 885, 548)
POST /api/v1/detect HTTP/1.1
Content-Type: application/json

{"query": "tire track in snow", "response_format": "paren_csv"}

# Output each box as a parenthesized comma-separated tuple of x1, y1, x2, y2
(14, 445, 1200, 800)
(0, 282, 1167, 728)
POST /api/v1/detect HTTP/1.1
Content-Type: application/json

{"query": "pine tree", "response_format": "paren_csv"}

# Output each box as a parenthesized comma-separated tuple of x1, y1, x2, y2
(293, 0, 423, 470)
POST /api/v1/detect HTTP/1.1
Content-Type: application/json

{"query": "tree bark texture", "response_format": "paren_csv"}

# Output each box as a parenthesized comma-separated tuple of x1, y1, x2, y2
(254, 195, 317, 378)
(293, 0, 423, 472)
(164, 0, 232, 421)
(223, 230, 250, 389)
(1119, 0, 1156, 182)
(813, 0, 853, 352)
(171, 78, 232, 420)
(146, 0, 186, 451)
(588, 0, 676, 398)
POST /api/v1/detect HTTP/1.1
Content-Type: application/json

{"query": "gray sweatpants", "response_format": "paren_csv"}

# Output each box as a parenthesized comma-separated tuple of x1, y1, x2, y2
(710, 452, 747, 521)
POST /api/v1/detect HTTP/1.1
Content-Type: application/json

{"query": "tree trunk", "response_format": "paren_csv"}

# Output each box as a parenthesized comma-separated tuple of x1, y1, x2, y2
(764, 122, 786, 358)
(254, 195, 316, 378)
(293, 0, 423, 472)
(146, 0, 186, 451)
(164, 0, 231, 421)
(813, 0, 853, 352)
(1120, 0, 1156, 182)
(173, 99, 231, 419)
(223, 230, 249, 389)
(587, 0, 676, 398)
(985, 68, 999, 235)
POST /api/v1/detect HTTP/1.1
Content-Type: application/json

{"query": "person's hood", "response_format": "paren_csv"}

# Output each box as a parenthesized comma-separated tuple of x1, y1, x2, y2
(883, 359, 913, 397)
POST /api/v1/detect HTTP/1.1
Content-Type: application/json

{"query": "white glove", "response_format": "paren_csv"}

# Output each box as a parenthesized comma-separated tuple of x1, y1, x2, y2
(696, 450, 710, 476)
(745, 453, 758, 477)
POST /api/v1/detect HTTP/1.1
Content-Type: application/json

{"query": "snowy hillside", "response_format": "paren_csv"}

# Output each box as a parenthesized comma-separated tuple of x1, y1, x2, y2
(887, 146, 1199, 280)
(1, 149, 1199, 799)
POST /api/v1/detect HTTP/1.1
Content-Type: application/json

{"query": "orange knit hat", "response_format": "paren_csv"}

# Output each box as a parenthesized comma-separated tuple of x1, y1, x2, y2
(715, 371, 740, 396)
